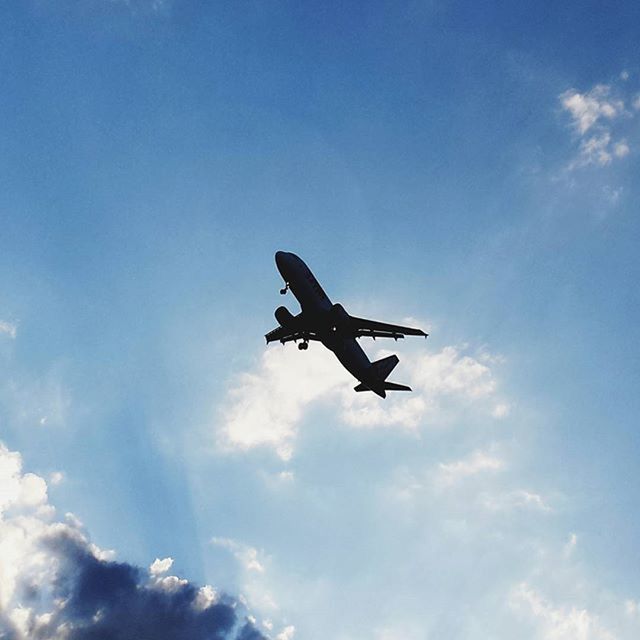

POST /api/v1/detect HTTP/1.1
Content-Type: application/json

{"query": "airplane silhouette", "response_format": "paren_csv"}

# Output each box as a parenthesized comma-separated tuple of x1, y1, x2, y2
(265, 251, 428, 398)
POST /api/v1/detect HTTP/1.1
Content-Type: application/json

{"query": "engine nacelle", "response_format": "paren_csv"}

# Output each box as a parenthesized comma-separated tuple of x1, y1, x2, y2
(275, 306, 298, 329)
(330, 303, 351, 330)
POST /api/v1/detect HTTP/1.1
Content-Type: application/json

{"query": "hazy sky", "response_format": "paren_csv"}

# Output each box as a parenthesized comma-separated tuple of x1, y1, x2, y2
(2, 2, 640, 639)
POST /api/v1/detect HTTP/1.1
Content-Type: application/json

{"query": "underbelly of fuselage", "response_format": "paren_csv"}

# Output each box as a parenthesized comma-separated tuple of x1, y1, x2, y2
(322, 334, 372, 382)
(288, 266, 374, 383)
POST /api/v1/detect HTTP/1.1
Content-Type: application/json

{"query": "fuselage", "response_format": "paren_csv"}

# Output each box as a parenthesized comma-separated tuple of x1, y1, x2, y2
(275, 251, 386, 396)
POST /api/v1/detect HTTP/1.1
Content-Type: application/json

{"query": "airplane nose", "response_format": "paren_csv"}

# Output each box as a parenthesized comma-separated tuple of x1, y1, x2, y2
(275, 251, 289, 271)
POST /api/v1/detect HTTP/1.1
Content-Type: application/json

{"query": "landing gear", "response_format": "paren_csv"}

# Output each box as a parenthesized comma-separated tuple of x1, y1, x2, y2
(298, 341, 308, 351)
(280, 282, 289, 295)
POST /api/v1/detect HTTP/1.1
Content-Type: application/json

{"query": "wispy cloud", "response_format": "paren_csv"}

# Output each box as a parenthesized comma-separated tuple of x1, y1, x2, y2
(560, 78, 637, 169)
(436, 449, 505, 487)
(563, 532, 578, 558)
(210, 536, 287, 626)
(481, 489, 552, 512)
(385, 442, 549, 520)
(48, 471, 65, 485)
(510, 583, 616, 640)
(275, 625, 296, 640)
(0, 320, 17, 339)
(1, 369, 71, 430)
(212, 537, 267, 574)
(47, 0, 174, 15)
(560, 84, 624, 135)
(115, 0, 173, 14)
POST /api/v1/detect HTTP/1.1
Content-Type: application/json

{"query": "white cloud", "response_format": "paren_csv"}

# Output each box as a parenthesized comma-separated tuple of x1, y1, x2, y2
(413, 345, 497, 398)
(481, 489, 551, 512)
(152, 573, 190, 592)
(209, 536, 284, 618)
(18, 472, 49, 508)
(436, 449, 505, 486)
(602, 185, 623, 206)
(323, 345, 502, 430)
(218, 347, 348, 460)
(614, 139, 630, 158)
(212, 537, 267, 573)
(492, 402, 511, 418)
(276, 625, 296, 640)
(560, 85, 624, 135)
(567, 131, 632, 170)
(48, 471, 64, 486)
(574, 132, 614, 167)
(564, 532, 578, 557)
(0, 321, 17, 339)
(559, 79, 640, 170)
(194, 584, 219, 611)
(510, 583, 616, 640)
(149, 556, 174, 576)
(384, 445, 551, 525)
(219, 343, 507, 459)
(0, 445, 61, 628)
(339, 391, 427, 429)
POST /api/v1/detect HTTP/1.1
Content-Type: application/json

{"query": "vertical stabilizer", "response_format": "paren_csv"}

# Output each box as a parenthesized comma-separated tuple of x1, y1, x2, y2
(371, 354, 399, 381)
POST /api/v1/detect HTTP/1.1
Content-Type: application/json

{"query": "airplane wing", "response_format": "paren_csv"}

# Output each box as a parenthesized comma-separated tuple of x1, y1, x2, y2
(265, 326, 321, 344)
(349, 316, 428, 340)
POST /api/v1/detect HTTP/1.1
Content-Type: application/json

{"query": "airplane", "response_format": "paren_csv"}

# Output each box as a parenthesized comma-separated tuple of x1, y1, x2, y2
(265, 251, 428, 398)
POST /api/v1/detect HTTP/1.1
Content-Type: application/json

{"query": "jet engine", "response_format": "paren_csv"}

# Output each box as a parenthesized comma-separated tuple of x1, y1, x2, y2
(330, 303, 351, 331)
(275, 306, 298, 329)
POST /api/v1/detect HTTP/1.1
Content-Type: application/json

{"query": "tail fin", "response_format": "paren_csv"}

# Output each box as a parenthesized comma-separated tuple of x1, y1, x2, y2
(353, 355, 411, 395)
(371, 355, 399, 381)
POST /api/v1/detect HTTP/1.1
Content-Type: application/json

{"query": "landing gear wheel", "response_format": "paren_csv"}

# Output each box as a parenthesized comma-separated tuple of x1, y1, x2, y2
(298, 342, 308, 351)
(280, 283, 289, 295)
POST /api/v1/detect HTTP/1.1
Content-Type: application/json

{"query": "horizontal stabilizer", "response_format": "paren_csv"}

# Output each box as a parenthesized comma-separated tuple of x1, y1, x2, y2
(383, 381, 412, 392)
(354, 381, 412, 393)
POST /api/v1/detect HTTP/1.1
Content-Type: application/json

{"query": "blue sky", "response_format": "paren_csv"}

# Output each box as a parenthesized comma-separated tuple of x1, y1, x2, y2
(1, 2, 640, 639)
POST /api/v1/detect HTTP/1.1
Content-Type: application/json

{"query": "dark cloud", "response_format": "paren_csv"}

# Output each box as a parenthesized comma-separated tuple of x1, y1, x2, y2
(235, 623, 272, 640)
(21, 529, 268, 640)
(0, 615, 19, 640)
